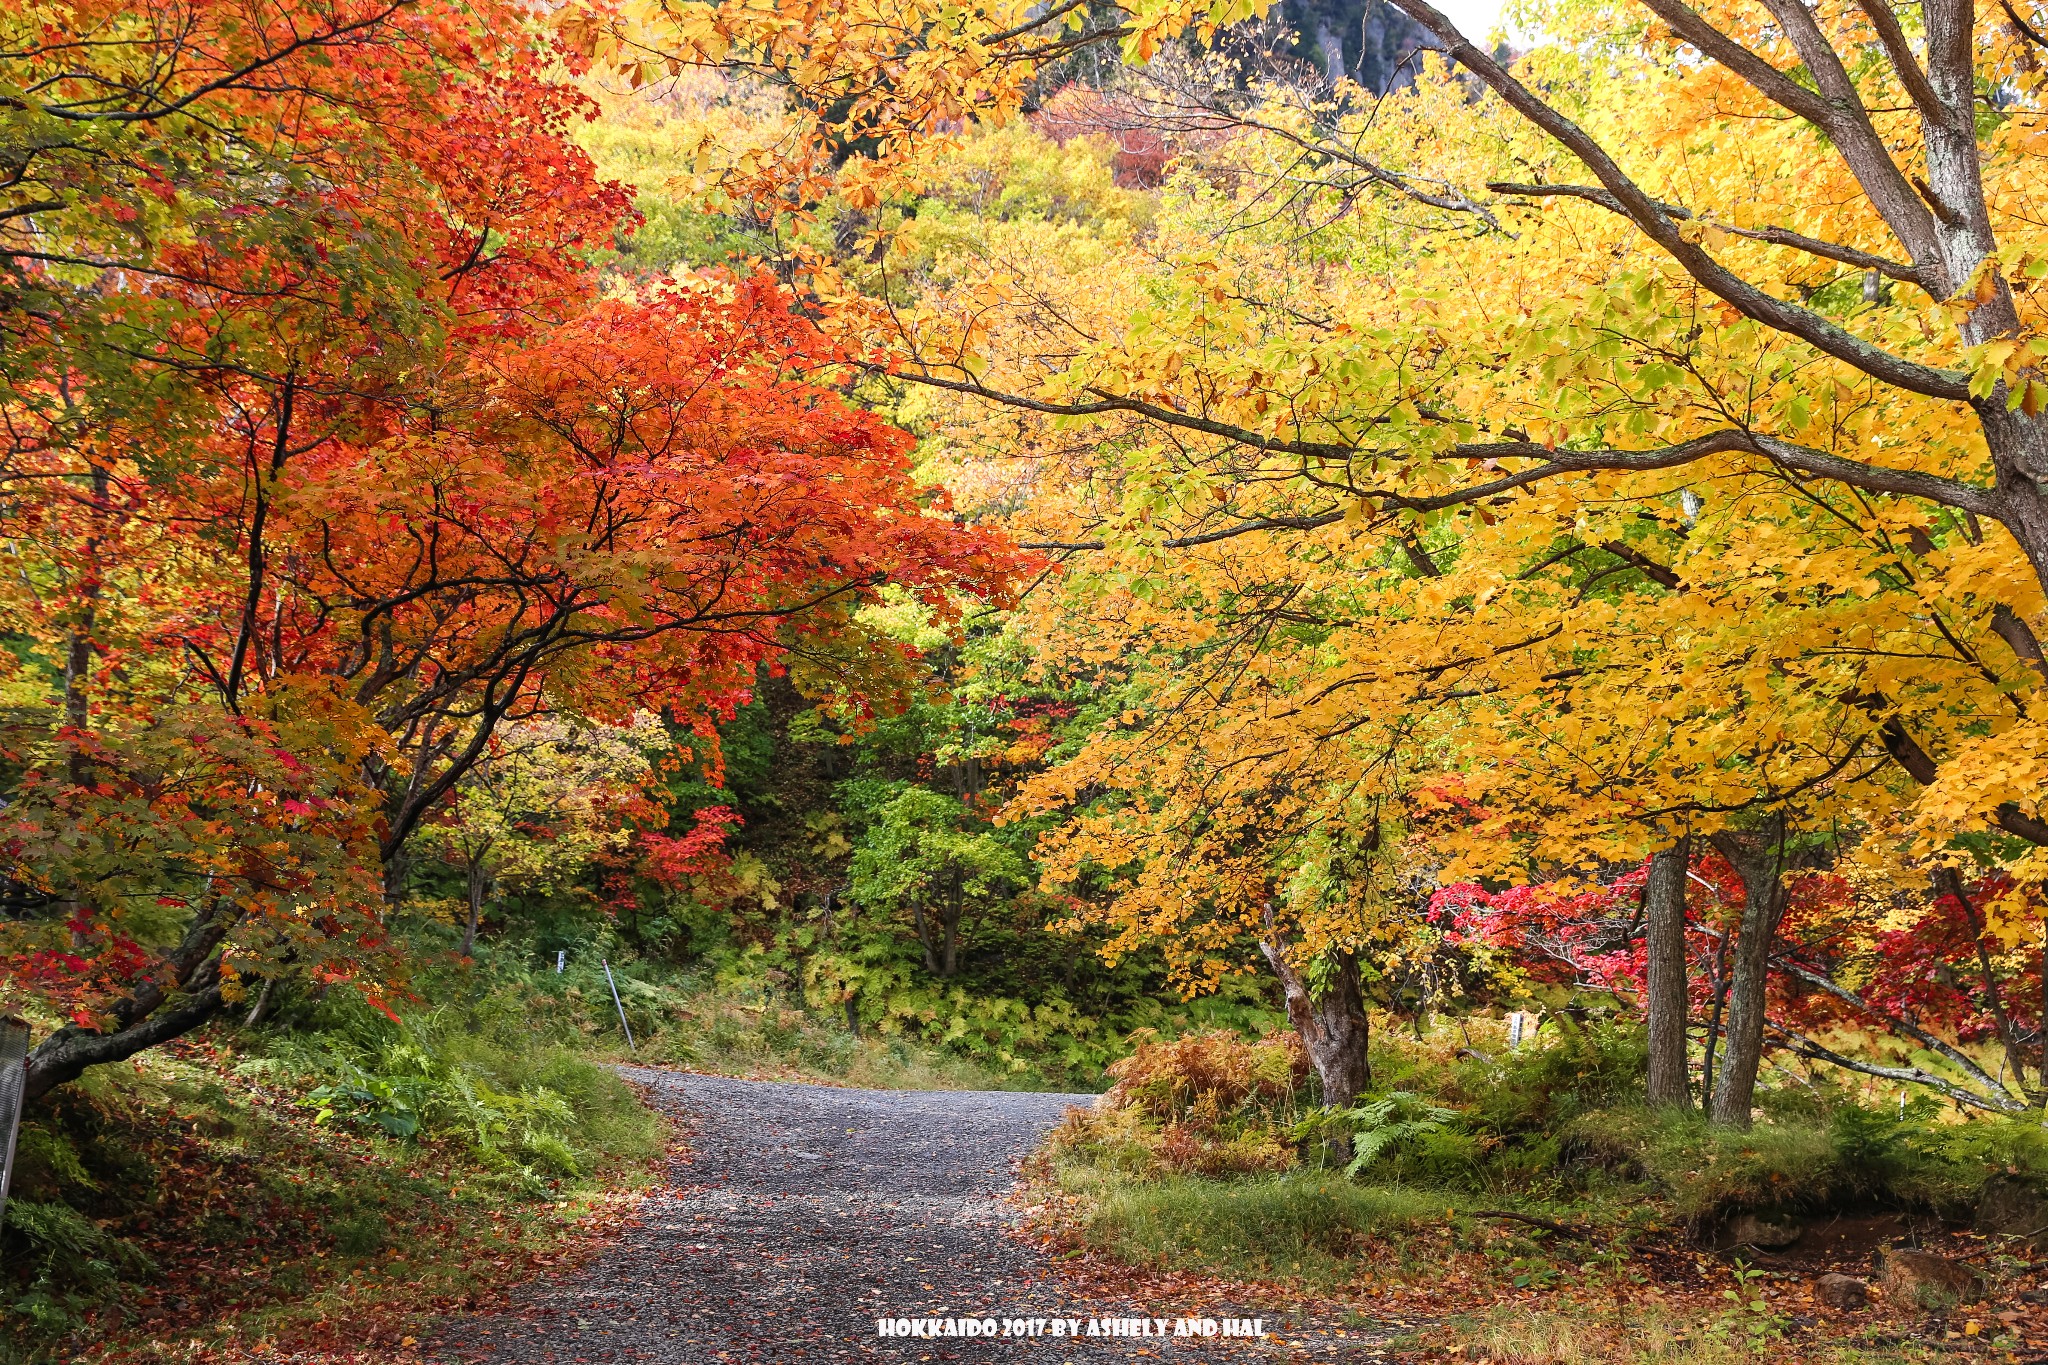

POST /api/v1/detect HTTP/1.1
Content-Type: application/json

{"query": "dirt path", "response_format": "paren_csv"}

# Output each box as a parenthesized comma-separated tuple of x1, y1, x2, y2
(430, 1069, 1392, 1364)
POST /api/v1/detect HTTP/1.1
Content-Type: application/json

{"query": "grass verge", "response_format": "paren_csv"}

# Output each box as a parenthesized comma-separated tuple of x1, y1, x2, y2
(1398, 1302, 1967, 1365)
(1051, 1165, 1439, 1286)
(623, 987, 1022, 1091)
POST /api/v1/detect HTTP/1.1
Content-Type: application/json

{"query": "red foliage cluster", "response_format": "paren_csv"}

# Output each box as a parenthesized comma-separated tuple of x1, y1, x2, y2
(1030, 85, 1235, 188)
(637, 807, 747, 889)
(1434, 855, 2042, 1068)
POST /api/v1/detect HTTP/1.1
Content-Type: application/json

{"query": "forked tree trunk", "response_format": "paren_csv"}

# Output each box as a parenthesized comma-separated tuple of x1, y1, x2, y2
(1707, 819, 1790, 1128)
(1260, 934, 1372, 1109)
(909, 898, 964, 979)
(1643, 836, 1693, 1108)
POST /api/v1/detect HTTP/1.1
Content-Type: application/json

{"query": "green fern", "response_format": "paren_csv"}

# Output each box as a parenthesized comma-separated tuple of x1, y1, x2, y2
(1293, 1091, 1458, 1177)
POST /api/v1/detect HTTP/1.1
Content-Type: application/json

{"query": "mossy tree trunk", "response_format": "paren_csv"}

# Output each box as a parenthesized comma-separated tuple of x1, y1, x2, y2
(1707, 819, 1790, 1128)
(1260, 935, 1372, 1110)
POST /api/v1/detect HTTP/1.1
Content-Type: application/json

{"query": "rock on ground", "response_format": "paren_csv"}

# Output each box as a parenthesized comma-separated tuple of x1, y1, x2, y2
(1721, 1213, 1802, 1251)
(1811, 1274, 1868, 1311)
(1876, 1248, 1986, 1308)
(429, 1070, 1393, 1363)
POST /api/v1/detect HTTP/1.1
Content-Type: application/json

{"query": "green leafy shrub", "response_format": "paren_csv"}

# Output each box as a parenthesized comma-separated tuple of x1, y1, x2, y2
(2, 1199, 152, 1335)
(1559, 1090, 2048, 1228)
(1060, 1014, 2048, 1245)
(1454, 1019, 1649, 1138)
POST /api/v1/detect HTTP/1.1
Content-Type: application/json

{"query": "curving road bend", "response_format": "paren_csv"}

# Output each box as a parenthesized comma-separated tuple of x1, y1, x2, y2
(430, 1069, 1386, 1363)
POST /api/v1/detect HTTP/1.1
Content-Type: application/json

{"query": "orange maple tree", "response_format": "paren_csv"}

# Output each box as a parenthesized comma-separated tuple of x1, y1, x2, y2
(1, 0, 1022, 1100)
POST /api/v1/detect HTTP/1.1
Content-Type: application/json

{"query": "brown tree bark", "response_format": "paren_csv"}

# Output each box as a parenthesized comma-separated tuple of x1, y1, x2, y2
(243, 976, 277, 1028)
(908, 873, 965, 979)
(24, 897, 240, 1103)
(1706, 819, 1790, 1128)
(1643, 835, 1693, 1108)
(1260, 933, 1372, 1109)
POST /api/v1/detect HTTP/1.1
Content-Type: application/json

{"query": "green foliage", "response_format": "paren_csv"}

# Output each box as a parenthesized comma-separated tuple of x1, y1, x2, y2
(1, 981, 666, 1359)
(1709, 1261, 1792, 1354)
(845, 784, 1030, 975)
(413, 630, 1291, 1091)
(1583, 1097, 2048, 1228)
(260, 995, 661, 1191)
(1305, 1092, 1460, 1178)
(1, 1199, 152, 1337)
(1453, 1019, 1650, 1138)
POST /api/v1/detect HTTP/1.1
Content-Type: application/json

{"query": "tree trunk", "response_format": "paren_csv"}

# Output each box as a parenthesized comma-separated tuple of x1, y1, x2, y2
(243, 976, 277, 1028)
(1700, 911, 1731, 1105)
(1707, 819, 1790, 1127)
(381, 838, 413, 907)
(1643, 836, 1693, 1108)
(909, 900, 941, 975)
(26, 982, 226, 1103)
(1261, 934, 1372, 1109)
(1938, 865, 2033, 1097)
(461, 858, 487, 958)
(942, 876, 961, 978)
(25, 895, 242, 1102)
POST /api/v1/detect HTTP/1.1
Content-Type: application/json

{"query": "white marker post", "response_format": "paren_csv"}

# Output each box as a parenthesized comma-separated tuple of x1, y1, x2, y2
(602, 958, 636, 1051)
(0, 1017, 30, 1234)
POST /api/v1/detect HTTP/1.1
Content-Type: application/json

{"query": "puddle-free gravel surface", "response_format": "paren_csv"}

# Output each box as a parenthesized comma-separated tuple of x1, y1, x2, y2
(430, 1069, 1391, 1363)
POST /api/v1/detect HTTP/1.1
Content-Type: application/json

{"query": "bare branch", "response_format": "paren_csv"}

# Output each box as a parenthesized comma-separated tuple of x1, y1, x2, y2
(1849, 0, 1948, 125)
(1488, 181, 1922, 283)
(1773, 956, 2016, 1099)
(1640, 0, 1944, 273)
(899, 368, 2003, 519)
(37, 4, 414, 125)
(2003, 0, 2048, 50)
(1990, 603, 2048, 688)
(1770, 1025, 2025, 1114)
(1204, 105, 1505, 230)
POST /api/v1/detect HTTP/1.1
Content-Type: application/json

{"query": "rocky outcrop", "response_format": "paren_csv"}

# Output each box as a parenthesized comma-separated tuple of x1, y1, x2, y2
(1275, 0, 1434, 94)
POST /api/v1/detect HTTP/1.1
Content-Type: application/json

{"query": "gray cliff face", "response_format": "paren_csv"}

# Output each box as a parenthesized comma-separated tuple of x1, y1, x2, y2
(1277, 0, 1434, 94)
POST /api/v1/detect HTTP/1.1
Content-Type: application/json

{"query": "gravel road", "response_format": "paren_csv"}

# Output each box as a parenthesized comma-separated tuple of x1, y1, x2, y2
(430, 1069, 1390, 1364)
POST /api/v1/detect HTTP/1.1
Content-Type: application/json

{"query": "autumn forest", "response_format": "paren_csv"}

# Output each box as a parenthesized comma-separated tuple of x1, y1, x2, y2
(5, 0, 2048, 1358)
